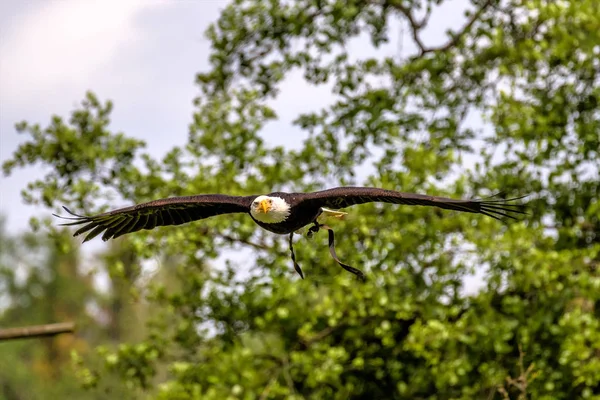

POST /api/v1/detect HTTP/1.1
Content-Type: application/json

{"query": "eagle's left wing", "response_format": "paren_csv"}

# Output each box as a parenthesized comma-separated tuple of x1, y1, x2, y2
(296, 187, 527, 221)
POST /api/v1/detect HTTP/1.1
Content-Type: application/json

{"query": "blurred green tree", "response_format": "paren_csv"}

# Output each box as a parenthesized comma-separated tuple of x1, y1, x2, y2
(0, 217, 138, 399)
(3, 0, 599, 399)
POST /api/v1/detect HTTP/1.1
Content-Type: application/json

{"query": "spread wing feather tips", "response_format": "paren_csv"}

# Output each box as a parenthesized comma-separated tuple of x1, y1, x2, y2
(53, 195, 254, 242)
(300, 187, 527, 221)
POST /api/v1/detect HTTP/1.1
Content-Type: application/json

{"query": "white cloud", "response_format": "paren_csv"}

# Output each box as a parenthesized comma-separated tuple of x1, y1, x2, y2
(0, 0, 203, 234)
(0, 0, 163, 110)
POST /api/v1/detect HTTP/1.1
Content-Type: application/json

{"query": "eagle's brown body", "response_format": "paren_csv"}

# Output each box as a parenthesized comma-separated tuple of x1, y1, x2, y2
(250, 192, 321, 234)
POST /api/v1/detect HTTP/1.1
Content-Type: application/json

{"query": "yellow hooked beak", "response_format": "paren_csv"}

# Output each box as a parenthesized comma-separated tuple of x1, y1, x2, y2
(258, 199, 271, 213)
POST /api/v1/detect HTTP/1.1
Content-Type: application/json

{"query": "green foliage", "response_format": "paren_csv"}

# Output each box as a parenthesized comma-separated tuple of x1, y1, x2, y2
(0, 218, 139, 399)
(2, 0, 599, 399)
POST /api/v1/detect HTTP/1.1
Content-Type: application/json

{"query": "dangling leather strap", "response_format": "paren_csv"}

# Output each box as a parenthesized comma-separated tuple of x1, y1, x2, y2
(289, 232, 305, 279)
(319, 224, 366, 281)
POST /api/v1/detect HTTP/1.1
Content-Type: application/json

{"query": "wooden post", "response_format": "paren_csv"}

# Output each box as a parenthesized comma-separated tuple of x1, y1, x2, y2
(0, 322, 76, 341)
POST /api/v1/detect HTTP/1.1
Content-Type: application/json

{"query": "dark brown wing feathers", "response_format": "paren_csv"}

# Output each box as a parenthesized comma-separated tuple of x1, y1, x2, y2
(54, 195, 254, 242)
(299, 187, 527, 221)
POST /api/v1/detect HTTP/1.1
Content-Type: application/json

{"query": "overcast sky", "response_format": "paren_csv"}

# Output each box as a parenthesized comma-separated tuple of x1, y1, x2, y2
(0, 0, 470, 235)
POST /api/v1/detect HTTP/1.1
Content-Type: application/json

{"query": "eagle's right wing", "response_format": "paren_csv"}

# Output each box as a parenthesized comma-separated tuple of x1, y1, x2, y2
(54, 194, 256, 242)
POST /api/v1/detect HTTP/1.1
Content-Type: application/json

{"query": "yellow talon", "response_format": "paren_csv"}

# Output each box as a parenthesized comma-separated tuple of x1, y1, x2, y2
(319, 207, 348, 221)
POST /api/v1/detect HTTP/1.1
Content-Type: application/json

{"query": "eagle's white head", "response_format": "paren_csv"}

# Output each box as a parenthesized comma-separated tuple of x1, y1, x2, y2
(250, 195, 291, 223)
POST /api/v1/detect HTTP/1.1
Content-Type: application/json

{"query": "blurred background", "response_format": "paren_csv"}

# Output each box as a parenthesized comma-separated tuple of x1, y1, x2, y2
(1, 0, 598, 399)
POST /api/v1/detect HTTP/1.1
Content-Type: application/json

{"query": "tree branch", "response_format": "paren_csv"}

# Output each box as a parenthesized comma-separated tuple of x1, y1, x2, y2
(259, 369, 281, 400)
(192, 226, 270, 250)
(218, 233, 270, 250)
(0, 322, 75, 341)
(298, 323, 347, 347)
(432, 0, 493, 54)
(386, 0, 494, 56)
(387, 1, 428, 52)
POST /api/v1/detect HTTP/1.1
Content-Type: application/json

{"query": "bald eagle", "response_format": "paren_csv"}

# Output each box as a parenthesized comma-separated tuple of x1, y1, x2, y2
(54, 187, 526, 280)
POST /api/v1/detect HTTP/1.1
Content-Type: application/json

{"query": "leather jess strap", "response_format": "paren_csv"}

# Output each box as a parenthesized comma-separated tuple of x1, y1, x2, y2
(289, 224, 366, 281)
